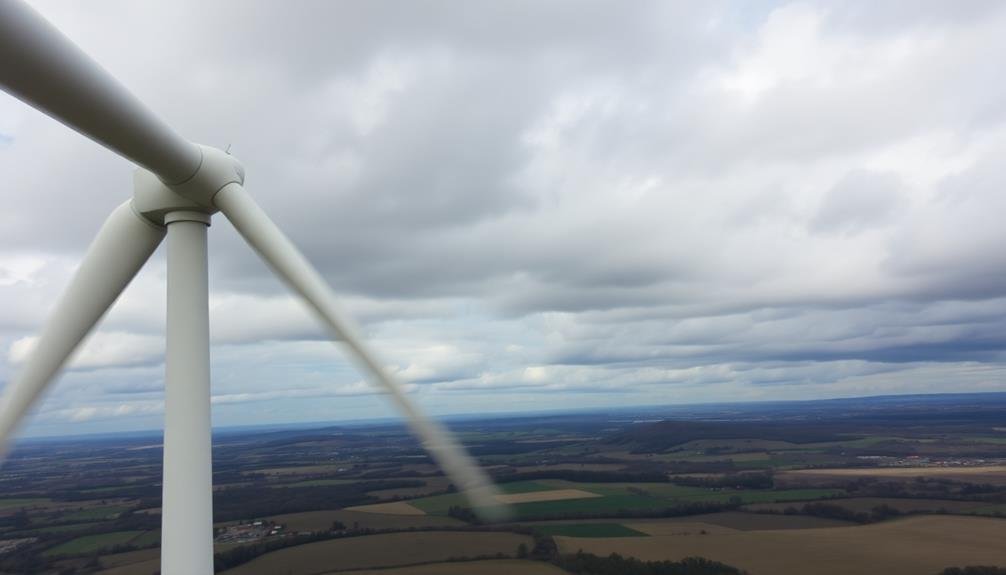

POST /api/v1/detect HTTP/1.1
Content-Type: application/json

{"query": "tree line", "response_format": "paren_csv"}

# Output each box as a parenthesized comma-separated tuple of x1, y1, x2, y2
(671, 471, 773, 490)
(754, 501, 902, 524)
(494, 469, 670, 484)
(210, 479, 422, 521)
(554, 552, 748, 575)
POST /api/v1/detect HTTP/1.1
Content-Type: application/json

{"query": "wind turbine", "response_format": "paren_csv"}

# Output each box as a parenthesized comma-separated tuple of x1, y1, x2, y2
(0, 2, 504, 573)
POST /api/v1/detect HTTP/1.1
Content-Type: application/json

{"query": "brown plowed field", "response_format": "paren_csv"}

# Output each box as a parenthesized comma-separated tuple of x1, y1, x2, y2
(555, 515, 1006, 575)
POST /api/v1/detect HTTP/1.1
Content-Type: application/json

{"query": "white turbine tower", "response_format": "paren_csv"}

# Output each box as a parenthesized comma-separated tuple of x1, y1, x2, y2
(0, 2, 504, 573)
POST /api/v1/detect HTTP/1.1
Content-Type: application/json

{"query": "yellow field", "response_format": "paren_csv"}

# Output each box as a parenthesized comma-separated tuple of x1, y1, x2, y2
(345, 501, 426, 515)
(495, 488, 601, 504)
(328, 559, 569, 574)
(220, 531, 532, 574)
(555, 515, 1006, 575)
(785, 465, 1006, 484)
(264, 509, 463, 532)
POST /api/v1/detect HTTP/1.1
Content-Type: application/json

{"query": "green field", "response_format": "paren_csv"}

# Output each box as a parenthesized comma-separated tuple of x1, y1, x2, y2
(508, 494, 670, 518)
(534, 523, 648, 537)
(404, 479, 842, 520)
(82, 485, 129, 494)
(42, 530, 144, 556)
(974, 503, 1006, 516)
(0, 497, 49, 509)
(275, 479, 358, 488)
(131, 530, 160, 547)
(218, 531, 532, 574)
(409, 481, 552, 514)
(19, 521, 107, 535)
(61, 505, 133, 521)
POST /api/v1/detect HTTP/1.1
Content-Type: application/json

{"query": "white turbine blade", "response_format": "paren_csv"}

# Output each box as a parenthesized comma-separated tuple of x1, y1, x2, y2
(0, 0, 199, 184)
(214, 183, 508, 520)
(0, 201, 165, 459)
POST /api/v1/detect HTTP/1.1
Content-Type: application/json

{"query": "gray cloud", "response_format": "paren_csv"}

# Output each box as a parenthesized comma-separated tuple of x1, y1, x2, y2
(2, 0, 1006, 435)
(811, 170, 902, 234)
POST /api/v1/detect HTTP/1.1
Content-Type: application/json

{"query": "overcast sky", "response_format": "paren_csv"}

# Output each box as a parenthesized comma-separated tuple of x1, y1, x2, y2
(2, 0, 1005, 437)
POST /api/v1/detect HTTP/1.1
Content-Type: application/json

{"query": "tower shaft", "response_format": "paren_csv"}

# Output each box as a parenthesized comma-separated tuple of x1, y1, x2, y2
(161, 211, 214, 575)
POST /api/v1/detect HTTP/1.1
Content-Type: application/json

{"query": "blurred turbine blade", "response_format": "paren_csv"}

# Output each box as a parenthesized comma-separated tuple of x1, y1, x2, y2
(214, 183, 508, 520)
(0, 201, 165, 460)
(0, 0, 200, 183)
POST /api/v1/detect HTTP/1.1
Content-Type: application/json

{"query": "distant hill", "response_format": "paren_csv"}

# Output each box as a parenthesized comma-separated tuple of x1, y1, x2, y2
(609, 419, 851, 450)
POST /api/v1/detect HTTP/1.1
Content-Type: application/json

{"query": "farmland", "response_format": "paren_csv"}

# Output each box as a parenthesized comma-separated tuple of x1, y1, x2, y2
(784, 465, 1006, 484)
(0, 497, 49, 510)
(333, 559, 570, 574)
(554, 515, 1006, 575)
(43, 531, 145, 556)
(345, 501, 426, 515)
(60, 505, 134, 522)
(219, 531, 532, 574)
(619, 512, 852, 533)
(744, 497, 992, 515)
(400, 479, 843, 521)
(534, 523, 648, 537)
(261, 509, 463, 532)
(2, 393, 1006, 573)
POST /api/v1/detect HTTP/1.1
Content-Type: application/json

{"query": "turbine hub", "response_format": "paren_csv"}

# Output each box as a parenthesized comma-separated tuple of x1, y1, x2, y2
(132, 144, 244, 226)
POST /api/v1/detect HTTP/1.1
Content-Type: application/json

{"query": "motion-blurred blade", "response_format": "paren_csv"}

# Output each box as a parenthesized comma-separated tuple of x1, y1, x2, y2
(0, 0, 200, 184)
(214, 183, 507, 520)
(0, 201, 165, 459)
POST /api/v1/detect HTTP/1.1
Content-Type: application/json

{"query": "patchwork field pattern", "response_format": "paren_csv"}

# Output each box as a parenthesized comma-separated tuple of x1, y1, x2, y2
(329, 559, 571, 574)
(402, 479, 844, 520)
(345, 501, 426, 515)
(219, 531, 533, 575)
(555, 515, 1006, 575)
(261, 509, 464, 532)
(495, 488, 600, 504)
(534, 523, 648, 537)
(785, 465, 1006, 485)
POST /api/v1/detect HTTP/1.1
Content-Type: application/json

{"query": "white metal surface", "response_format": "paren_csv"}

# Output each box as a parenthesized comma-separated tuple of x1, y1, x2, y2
(161, 212, 214, 575)
(0, 202, 164, 457)
(214, 184, 506, 518)
(0, 0, 200, 183)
